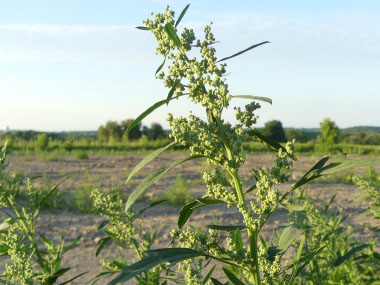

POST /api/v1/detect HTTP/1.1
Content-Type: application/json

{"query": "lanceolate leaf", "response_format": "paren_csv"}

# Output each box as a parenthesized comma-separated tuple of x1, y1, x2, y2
(334, 244, 369, 267)
(96, 237, 111, 257)
(216, 41, 270, 63)
(125, 94, 185, 135)
(155, 56, 166, 75)
(319, 157, 380, 175)
(231, 95, 272, 105)
(109, 248, 242, 284)
(109, 248, 207, 284)
(136, 26, 151, 31)
(210, 278, 224, 285)
(164, 23, 181, 47)
(166, 79, 180, 104)
(125, 155, 202, 212)
(205, 225, 246, 231)
(247, 129, 296, 160)
(175, 4, 190, 28)
(202, 264, 216, 284)
(178, 197, 225, 228)
(136, 199, 166, 217)
(222, 267, 245, 285)
(126, 141, 177, 185)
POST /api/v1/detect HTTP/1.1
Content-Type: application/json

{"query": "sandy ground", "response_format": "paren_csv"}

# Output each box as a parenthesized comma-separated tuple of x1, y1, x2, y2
(1, 152, 379, 284)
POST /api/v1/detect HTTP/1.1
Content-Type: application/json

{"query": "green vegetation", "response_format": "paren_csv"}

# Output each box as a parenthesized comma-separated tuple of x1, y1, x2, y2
(1, 4, 380, 284)
(0, 144, 84, 284)
(36, 133, 49, 150)
(160, 174, 193, 205)
(263, 120, 287, 142)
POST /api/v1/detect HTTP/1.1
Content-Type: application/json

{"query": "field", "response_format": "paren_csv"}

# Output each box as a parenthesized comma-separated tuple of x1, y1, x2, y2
(1, 152, 379, 283)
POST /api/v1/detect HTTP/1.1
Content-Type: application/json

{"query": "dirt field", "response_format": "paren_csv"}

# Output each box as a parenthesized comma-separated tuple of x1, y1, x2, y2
(1, 152, 379, 284)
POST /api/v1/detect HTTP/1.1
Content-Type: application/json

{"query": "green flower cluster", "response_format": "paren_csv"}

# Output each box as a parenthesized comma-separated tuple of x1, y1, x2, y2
(145, 6, 230, 118)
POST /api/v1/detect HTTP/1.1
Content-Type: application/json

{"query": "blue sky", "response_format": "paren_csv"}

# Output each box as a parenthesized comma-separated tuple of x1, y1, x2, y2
(1, 0, 379, 131)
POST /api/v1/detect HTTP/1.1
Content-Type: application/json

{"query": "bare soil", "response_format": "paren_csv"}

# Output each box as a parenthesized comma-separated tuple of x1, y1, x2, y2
(1, 152, 379, 284)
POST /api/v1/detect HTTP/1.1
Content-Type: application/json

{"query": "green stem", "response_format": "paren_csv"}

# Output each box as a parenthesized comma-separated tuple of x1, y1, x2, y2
(225, 147, 261, 285)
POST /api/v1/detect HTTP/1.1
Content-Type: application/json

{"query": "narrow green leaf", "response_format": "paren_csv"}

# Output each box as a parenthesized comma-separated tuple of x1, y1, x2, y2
(319, 158, 380, 175)
(125, 155, 202, 212)
(136, 199, 166, 217)
(205, 225, 246, 231)
(109, 248, 207, 284)
(234, 229, 243, 255)
(202, 264, 216, 284)
(58, 272, 88, 285)
(175, 4, 190, 28)
(222, 267, 245, 285)
(63, 235, 81, 254)
(216, 41, 270, 63)
(125, 94, 186, 135)
(247, 129, 296, 160)
(136, 26, 151, 31)
(155, 56, 166, 75)
(96, 237, 111, 257)
(164, 23, 181, 47)
(97, 220, 110, 231)
(126, 141, 177, 185)
(334, 244, 369, 267)
(245, 183, 256, 194)
(46, 267, 72, 284)
(286, 235, 306, 285)
(231, 95, 272, 105)
(289, 157, 330, 192)
(166, 79, 180, 104)
(178, 197, 225, 228)
(210, 278, 225, 285)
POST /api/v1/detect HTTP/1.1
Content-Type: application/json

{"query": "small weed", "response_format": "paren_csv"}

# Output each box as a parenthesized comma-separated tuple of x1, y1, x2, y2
(73, 151, 89, 160)
(160, 174, 193, 205)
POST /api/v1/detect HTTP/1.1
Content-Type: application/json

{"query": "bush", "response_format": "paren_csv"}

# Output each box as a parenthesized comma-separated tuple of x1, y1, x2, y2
(36, 133, 49, 150)
(162, 174, 193, 205)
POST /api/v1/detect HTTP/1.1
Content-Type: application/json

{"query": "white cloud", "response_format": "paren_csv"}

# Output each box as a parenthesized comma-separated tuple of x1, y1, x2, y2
(0, 24, 157, 65)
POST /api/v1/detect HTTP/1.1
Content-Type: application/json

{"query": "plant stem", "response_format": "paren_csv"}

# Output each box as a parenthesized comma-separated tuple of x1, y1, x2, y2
(225, 146, 261, 284)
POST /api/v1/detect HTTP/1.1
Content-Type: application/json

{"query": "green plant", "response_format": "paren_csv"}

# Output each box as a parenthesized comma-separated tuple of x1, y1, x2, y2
(354, 168, 380, 231)
(161, 174, 193, 205)
(73, 151, 88, 160)
(37, 133, 49, 150)
(0, 143, 85, 284)
(106, 5, 379, 284)
(317, 118, 340, 152)
(286, 189, 380, 284)
(90, 189, 169, 284)
(262, 120, 286, 142)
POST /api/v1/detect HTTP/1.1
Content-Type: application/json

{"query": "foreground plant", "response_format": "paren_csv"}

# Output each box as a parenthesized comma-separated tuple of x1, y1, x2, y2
(90, 189, 172, 284)
(0, 143, 84, 284)
(105, 4, 380, 284)
(287, 189, 380, 283)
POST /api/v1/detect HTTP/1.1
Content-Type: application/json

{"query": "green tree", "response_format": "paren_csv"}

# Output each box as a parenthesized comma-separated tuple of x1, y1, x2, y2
(149, 123, 165, 140)
(97, 121, 123, 142)
(36, 133, 49, 150)
(97, 125, 108, 142)
(285, 129, 308, 143)
(263, 120, 286, 142)
(121, 119, 142, 140)
(317, 118, 340, 147)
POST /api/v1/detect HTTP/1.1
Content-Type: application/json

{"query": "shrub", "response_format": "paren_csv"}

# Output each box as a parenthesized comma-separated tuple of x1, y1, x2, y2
(162, 174, 193, 205)
(36, 133, 49, 150)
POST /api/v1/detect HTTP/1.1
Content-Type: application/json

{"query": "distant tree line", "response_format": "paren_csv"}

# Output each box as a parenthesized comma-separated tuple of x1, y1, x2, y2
(97, 119, 166, 142)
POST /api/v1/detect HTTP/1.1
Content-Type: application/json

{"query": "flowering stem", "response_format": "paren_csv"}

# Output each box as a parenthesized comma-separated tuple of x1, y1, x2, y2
(225, 147, 261, 284)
